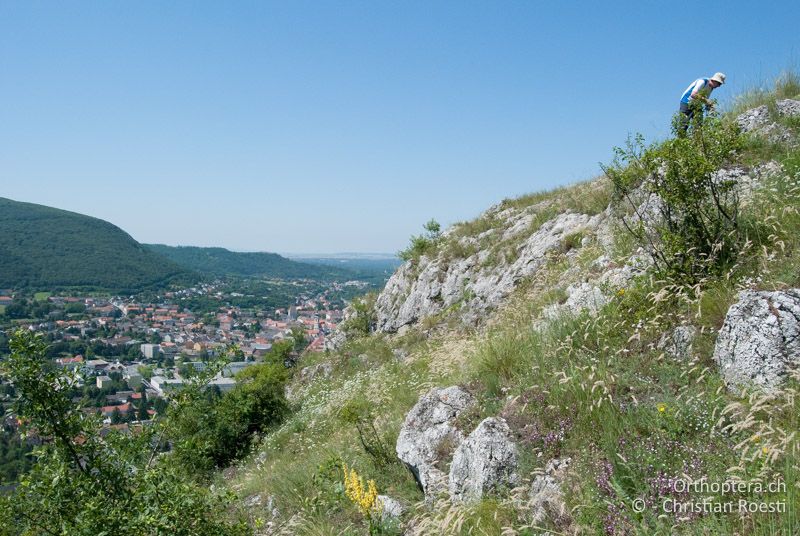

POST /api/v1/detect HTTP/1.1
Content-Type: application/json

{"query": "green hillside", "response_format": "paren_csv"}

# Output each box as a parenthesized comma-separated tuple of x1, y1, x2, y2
(145, 244, 360, 281)
(0, 198, 187, 292)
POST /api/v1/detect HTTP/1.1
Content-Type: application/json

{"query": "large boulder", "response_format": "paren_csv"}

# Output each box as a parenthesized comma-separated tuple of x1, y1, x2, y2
(448, 417, 518, 502)
(396, 386, 476, 496)
(713, 289, 800, 391)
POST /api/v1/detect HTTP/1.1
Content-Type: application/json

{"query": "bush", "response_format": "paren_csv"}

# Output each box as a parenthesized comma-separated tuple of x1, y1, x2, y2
(398, 219, 442, 262)
(340, 292, 377, 337)
(603, 112, 744, 282)
(167, 359, 289, 475)
(0, 330, 250, 535)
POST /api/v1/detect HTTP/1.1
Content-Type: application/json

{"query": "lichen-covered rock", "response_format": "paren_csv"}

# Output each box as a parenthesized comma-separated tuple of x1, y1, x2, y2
(529, 458, 571, 527)
(563, 282, 608, 314)
(448, 417, 518, 502)
(323, 329, 347, 351)
(657, 325, 696, 360)
(713, 289, 800, 391)
(392, 348, 409, 363)
(396, 386, 476, 496)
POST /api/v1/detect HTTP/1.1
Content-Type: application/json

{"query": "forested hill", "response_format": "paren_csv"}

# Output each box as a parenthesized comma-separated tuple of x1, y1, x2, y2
(144, 244, 360, 281)
(0, 197, 187, 292)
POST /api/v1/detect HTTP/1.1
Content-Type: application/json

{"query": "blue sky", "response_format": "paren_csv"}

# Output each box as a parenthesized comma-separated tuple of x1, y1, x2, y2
(1, 1, 797, 254)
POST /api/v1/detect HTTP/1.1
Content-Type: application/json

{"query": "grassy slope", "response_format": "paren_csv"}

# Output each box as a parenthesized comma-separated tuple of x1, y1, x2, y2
(226, 76, 800, 535)
(0, 198, 187, 292)
(145, 244, 361, 281)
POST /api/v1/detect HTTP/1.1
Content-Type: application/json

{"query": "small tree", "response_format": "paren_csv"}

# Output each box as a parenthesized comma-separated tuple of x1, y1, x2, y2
(398, 218, 443, 261)
(602, 110, 744, 282)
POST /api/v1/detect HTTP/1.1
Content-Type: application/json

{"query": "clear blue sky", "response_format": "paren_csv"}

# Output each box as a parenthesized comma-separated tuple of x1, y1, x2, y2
(1, 1, 797, 254)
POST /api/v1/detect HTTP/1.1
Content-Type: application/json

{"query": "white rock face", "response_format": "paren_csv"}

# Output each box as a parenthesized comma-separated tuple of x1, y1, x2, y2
(395, 386, 476, 496)
(375, 211, 603, 332)
(529, 458, 571, 526)
(713, 290, 800, 391)
(542, 282, 607, 320)
(448, 417, 518, 503)
(323, 329, 347, 351)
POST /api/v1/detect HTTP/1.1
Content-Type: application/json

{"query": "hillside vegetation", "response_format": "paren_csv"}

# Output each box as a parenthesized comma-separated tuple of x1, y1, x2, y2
(223, 74, 800, 535)
(0, 198, 187, 292)
(2, 75, 800, 536)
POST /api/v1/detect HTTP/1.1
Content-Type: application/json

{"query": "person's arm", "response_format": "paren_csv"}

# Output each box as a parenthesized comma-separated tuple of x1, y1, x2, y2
(689, 81, 711, 105)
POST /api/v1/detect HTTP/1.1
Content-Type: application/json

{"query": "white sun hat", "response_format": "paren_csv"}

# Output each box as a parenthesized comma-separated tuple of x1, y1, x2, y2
(710, 72, 726, 84)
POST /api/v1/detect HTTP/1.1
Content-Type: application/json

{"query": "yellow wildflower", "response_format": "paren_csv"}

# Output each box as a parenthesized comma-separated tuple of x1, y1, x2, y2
(657, 403, 667, 413)
(343, 463, 380, 519)
(617, 289, 626, 297)
(762, 447, 769, 454)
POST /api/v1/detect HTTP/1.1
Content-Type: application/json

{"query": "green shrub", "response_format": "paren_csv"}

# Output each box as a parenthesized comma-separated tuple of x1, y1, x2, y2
(603, 113, 744, 283)
(167, 360, 289, 475)
(0, 330, 251, 535)
(398, 219, 442, 262)
(341, 292, 378, 337)
(338, 397, 395, 467)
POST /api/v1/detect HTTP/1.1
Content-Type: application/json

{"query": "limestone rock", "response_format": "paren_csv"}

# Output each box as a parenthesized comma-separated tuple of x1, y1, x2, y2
(375, 211, 603, 333)
(736, 105, 772, 132)
(376, 495, 404, 522)
(396, 386, 476, 496)
(776, 98, 800, 118)
(392, 348, 409, 363)
(323, 329, 347, 351)
(736, 99, 800, 145)
(542, 282, 608, 320)
(529, 458, 572, 527)
(448, 417, 518, 502)
(657, 325, 696, 360)
(298, 362, 333, 383)
(713, 289, 800, 391)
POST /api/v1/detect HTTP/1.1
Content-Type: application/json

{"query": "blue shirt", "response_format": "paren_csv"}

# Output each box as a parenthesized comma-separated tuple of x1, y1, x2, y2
(681, 78, 712, 104)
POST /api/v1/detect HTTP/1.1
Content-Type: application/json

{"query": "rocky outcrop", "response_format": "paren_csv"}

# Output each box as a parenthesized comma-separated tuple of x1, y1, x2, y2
(375, 211, 604, 333)
(543, 282, 608, 320)
(736, 99, 800, 145)
(448, 417, 518, 502)
(713, 289, 800, 391)
(395, 386, 476, 496)
(323, 329, 347, 351)
(529, 458, 572, 527)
